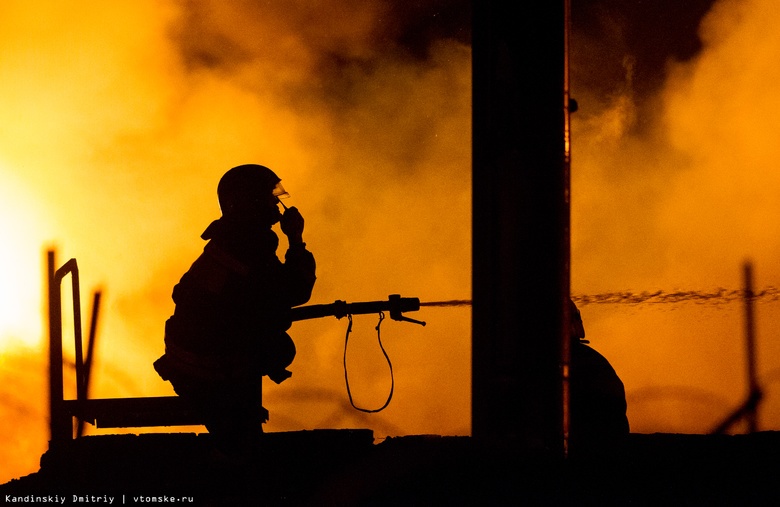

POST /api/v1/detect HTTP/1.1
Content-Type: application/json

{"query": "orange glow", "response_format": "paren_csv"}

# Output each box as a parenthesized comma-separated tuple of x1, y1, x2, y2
(571, 0, 780, 435)
(0, 167, 49, 350)
(0, 0, 470, 484)
(4, 0, 780, 488)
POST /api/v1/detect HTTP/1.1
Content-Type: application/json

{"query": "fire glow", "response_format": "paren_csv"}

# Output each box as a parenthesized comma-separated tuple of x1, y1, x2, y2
(2, 0, 780, 487)
(0, 0, 470, 483)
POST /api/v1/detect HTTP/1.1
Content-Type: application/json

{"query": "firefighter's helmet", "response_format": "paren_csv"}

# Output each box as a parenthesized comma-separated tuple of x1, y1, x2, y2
(217, 164, 288, 217)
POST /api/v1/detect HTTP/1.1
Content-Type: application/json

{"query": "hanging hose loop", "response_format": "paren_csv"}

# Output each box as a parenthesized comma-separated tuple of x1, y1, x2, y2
(343, 311, 395, 413)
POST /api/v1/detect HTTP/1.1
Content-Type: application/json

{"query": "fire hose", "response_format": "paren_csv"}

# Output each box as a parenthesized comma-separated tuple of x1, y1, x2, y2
(290, 294, 427, 326)
(290, 294, 426, 413)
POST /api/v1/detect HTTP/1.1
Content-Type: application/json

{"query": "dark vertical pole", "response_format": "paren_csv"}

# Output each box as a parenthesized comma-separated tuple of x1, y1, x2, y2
(743, 262, 759, 433)
(561, 0, 573, 455)
(77, 290, 101, 438)
(710, 262, 763, 434)
(48, 250, 70, 443)
(472, 1, 570, 455)
(84, 291, 101, 400)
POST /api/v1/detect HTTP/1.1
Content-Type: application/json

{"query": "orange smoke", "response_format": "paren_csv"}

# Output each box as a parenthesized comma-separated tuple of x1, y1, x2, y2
(572, 0, 780, 434)
(0, 0, 470, 483)
(6, 0, 778, 487)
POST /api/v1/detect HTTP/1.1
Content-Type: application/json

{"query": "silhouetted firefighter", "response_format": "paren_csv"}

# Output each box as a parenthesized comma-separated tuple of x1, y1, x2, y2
(569, 299, 629, 456)
(154, 164, 316, 460)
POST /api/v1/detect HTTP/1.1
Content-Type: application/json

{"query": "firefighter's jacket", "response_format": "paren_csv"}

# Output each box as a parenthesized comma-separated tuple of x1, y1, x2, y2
(570, 340, 629, 451)
(155, 217, 316, 385)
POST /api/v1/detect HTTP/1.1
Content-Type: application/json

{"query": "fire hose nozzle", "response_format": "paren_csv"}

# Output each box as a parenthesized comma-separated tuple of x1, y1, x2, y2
(389, 294, 426, 326)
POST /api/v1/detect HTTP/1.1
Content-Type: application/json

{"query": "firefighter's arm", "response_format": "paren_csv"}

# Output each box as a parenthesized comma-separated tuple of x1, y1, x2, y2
(280, 206, 316, 306)
(284, 246, 316, 306)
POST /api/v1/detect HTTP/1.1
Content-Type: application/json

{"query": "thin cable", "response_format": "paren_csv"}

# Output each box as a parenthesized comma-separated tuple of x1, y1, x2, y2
(343, 312, 395, 413)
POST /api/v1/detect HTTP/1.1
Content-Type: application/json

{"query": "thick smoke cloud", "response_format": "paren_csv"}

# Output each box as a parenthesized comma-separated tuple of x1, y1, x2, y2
(5, 0, 779, 485)
(0, 0, 470, 483)
(571, 0, 780, 433)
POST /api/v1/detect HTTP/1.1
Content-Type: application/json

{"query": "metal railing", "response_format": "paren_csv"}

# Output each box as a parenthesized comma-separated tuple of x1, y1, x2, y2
(47, 250, 201, 444)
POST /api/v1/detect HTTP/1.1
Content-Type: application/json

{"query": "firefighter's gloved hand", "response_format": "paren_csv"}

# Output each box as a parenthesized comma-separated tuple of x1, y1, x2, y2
(268, 368, 293, 384)
(280, 206, 305, 244)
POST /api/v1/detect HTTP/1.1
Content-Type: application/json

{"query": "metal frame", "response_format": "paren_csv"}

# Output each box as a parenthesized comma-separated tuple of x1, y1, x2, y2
(47, 250, 202, 444)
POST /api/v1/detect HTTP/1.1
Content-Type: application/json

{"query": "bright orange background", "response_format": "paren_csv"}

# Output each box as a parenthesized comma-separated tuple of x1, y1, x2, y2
(0, 0, 471, 483)
(3, 0, 780, 485)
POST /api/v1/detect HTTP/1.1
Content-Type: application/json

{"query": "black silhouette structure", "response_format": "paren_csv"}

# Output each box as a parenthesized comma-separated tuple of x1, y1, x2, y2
(472, 0, 570, 451)
(154, 164, 316, 460)
(569, 299, 630, 456)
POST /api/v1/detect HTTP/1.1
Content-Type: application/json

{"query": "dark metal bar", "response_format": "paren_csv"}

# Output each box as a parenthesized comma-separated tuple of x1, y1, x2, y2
(85, 291, 101, 401)
(744, 262, 759, 433)
(77, 290, 102, 438)
(53, 259, 85, 402)
(65, 396, 203, 429)
(48, 250, 69, 443)
(48, 254, 85, 442)
(472, 1, 570, 454)
(561, 0, 573, 456)
(710, 261, 764, 434)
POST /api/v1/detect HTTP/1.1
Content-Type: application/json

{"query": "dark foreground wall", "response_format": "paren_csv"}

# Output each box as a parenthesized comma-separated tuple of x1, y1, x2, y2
(3, 431, 780, 505)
